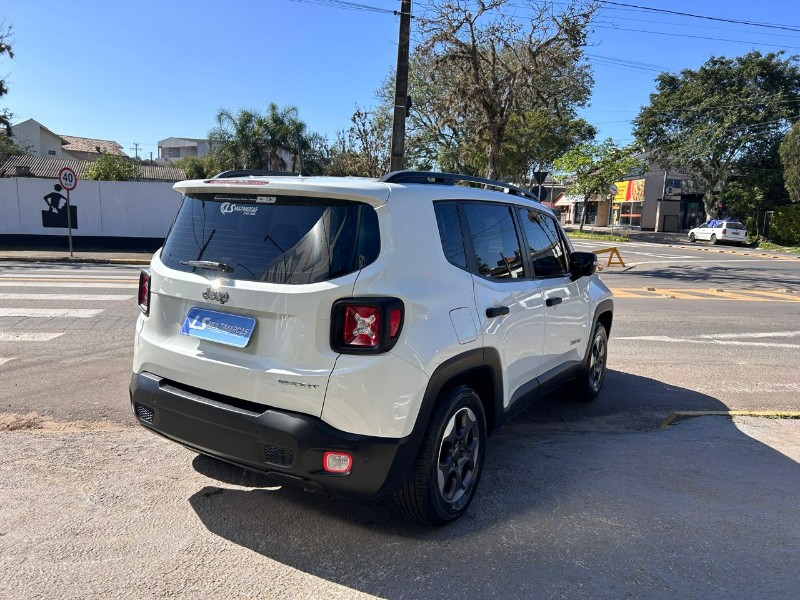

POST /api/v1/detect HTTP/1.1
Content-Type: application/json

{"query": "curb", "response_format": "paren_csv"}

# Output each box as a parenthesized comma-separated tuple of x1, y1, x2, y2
(660, 410, 800, 428)
(0, 256, 152, 266)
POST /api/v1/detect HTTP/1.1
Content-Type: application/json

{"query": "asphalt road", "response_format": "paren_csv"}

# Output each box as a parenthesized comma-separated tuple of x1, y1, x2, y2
(1, 243, 799, 598)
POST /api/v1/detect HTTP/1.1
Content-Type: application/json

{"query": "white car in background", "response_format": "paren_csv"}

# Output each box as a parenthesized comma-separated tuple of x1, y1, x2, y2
(688, 219, 747, 245)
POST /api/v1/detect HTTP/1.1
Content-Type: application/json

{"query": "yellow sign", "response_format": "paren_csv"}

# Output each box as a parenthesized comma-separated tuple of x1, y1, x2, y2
(613, 178, 645, 202)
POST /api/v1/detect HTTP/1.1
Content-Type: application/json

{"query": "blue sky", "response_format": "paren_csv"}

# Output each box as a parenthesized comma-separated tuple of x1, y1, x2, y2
(3, 0, 800, 159)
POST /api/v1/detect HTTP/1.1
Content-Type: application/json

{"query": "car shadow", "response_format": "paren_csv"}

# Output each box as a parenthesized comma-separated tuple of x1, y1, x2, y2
(187, 371, 800, 598)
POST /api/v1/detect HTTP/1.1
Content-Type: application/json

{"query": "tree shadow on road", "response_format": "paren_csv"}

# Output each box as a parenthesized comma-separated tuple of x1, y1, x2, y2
(188, 371, 800, 598)
(616, 264, 800, 290)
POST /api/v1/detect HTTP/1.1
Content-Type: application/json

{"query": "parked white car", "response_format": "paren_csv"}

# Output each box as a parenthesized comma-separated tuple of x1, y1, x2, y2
(130, 170, 614, 525)
(688, 219, 747, 245)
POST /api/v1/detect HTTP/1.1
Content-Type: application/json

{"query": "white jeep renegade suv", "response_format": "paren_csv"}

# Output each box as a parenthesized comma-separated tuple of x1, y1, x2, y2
(130, 170, 613, 525)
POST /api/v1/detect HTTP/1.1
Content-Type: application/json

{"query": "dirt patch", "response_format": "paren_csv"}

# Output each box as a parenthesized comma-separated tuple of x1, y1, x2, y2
(0, 412, 131, 433)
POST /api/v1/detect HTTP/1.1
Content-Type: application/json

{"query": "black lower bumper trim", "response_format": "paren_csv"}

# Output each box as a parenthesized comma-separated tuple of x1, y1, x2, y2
(129, 371, 417, 499)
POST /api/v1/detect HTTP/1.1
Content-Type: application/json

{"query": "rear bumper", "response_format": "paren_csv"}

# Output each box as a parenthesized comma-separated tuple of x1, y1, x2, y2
(129, 371, 417, 499)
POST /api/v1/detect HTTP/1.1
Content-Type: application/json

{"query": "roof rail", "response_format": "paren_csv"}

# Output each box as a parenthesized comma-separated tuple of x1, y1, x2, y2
(379, 170, 540, 202)
(214, 169, 310, 178)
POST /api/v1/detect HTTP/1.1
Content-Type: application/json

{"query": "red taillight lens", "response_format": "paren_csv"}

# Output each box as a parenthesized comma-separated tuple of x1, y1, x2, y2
(722, 228, 727, 234)
(389, 308, 402, 337)
(138, 270, 150, 315)
(343, 306, 381, 347)
(323, 451, 352, 474)
(331, 298, 404, 354)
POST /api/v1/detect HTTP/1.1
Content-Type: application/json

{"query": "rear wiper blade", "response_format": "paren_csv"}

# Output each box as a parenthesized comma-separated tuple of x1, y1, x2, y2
(180, 260, 234, 273)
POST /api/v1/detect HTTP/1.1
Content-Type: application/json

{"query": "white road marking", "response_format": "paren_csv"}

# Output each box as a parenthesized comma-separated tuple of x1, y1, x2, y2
(0, 357, 16, 367)
(623, 259, 794, 266)
(0, 332, 65, 341)
(699, 331, 800, 340)
(0, 282, 138, 289)
(614, 335, 800, 349)
(0, 293, 133, 301)
(0, 308, 104, 318)
(0, 274, 137, 280)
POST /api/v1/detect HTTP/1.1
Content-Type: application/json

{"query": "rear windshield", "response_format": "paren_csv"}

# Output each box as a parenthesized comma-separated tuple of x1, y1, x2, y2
(726, 222, 746, 230)
(161, 194, 379, 284)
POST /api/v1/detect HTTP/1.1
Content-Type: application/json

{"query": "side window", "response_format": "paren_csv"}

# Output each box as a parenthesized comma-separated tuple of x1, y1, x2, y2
(517, 209, 569, 277)
(463, 203, 525, 279)
(434, 202, 467, 270)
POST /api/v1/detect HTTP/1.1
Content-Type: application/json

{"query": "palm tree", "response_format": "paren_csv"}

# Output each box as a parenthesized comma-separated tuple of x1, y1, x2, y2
(209, 104, 310, 173)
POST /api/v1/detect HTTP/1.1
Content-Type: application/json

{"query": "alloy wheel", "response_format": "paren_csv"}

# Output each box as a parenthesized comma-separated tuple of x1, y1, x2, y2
(437, 407, 480, 505)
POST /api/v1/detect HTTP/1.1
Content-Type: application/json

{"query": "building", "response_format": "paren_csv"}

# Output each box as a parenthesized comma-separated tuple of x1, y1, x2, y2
(157, 137, 212, 163)
(11, 118, 128, 162)
(60, 135, 126, 161)
(0, 155, 186, 183)
(11, 119, 77, 159)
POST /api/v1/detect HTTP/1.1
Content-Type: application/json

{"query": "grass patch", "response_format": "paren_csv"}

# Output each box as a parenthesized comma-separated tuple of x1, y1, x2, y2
(752, 240, 800, 254)
(567, 231, 629, 243)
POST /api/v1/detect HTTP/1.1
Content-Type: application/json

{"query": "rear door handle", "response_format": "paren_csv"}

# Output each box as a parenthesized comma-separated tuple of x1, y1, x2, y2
(546, 297, 563, 307)
(486, 306, 510, 318)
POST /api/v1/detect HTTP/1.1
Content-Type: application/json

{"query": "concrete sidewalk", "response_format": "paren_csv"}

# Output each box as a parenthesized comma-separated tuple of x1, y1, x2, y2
(0, 250, 152, 265)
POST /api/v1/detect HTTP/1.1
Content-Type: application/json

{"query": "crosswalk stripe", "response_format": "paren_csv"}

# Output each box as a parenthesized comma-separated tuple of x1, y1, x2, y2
(0, 308, 104, 318)
(0, 293, 133, 301)
(0, 357, 16, 367)
(0, 282, 138, 289)
(0, 332, 65, 341)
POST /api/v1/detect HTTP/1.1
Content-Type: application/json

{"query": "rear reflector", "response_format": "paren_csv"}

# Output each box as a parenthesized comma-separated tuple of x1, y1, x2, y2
(323, 451, 352, 473)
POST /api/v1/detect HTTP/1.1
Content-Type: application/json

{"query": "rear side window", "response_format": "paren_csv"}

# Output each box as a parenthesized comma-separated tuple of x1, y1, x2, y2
(463, 203, 525, 279)
(517, 209, 569, 277)
(161, 194, 379, 284)
(434, 202, 467, 270)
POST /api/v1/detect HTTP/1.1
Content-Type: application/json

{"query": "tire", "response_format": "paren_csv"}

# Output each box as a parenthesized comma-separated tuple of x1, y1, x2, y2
(688, 232, 695, 242)
(569, 321, 608, 402)
(710, 234, 717, 245)
(397, 385, 487, 526)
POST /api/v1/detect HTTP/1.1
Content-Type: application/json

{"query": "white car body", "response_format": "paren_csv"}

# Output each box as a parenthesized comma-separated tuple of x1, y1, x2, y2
(689, 220, 747, 244)
(130, 171, 613, 523)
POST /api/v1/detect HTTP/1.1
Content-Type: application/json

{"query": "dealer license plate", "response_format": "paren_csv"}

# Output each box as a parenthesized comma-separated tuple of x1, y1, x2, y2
(180, 307, 256, 348)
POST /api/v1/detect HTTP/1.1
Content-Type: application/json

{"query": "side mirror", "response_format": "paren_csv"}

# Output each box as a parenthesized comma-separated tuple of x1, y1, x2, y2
(570, 251, 597, 280)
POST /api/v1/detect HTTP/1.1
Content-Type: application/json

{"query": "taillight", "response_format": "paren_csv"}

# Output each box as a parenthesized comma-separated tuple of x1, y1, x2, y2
(138, 270, 150, 315)
(331, 297, 404, 354)
(722, 228, 727, 234)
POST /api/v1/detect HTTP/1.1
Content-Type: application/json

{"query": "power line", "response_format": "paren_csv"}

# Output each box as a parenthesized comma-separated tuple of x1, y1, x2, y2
(592, 24, 800, 50)
(287, 0, 395, 14)
(597, 1, 800, 33)
(597, 13, 800, 40)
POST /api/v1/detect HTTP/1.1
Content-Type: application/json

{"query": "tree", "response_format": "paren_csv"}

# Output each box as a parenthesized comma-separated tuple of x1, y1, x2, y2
(174, 155, 216, 179)
(1, 23, 13, 135)
(634, 51, 800, 219)
(0, 133, 28, 165)
(208, 103, 312, 173)
(780, 121, 800, 201)
(553, 139, 641, 230)
(416, 0, 596, 179)
(84, 154, 141, 181)
(499, 109, 596, 185)
(326, 106, 391, 177)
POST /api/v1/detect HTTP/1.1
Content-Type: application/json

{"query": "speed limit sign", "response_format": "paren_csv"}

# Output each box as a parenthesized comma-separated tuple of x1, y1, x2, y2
(58, 167, 77, 191)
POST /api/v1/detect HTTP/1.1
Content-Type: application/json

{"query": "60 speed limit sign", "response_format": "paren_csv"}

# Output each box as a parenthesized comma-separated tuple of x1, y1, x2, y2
(58, 167, 77, 191)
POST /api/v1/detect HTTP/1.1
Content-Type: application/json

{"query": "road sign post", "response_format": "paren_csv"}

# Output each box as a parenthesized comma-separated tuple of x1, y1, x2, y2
(58, 167, 77, 257)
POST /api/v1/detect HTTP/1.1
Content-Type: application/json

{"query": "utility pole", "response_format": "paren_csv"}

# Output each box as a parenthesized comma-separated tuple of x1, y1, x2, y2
(389, 0, 412, 173)
(130, 142, 140, 160)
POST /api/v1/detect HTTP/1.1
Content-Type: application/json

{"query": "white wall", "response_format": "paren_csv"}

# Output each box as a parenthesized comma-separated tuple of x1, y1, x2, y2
(0, 178, 182, 238)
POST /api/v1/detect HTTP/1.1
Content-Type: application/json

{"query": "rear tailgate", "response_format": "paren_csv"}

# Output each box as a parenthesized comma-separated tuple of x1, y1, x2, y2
(135, 182, 386, 418)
